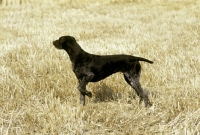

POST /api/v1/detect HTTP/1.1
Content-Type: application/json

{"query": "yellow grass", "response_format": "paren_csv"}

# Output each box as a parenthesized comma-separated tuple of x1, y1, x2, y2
(0, 0, 200, 134)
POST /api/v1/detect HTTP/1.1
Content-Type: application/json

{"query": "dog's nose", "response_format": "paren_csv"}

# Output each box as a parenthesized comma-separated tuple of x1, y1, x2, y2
(53, 40, 56, 45)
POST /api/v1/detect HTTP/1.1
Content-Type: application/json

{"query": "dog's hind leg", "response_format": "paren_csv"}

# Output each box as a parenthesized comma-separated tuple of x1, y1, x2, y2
(123, 63, 149, 107)
(77, 72, 94, 105)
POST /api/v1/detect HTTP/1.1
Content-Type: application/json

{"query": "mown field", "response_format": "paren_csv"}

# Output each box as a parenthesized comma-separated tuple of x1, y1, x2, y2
(0, 0, 200, 134)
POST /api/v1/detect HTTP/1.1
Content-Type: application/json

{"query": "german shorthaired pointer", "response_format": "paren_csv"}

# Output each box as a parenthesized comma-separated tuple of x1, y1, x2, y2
(53, 36, 153, 107)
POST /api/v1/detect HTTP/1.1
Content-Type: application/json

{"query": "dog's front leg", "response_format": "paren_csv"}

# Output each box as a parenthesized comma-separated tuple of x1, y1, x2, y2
(77, 73, 94, 105)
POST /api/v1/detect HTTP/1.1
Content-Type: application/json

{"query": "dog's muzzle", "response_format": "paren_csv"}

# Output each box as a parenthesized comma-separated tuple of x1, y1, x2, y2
(53, 40, 62, 49)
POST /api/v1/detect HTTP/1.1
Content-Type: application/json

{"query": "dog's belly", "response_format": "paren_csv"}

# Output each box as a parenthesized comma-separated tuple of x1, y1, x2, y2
(90, 70, 118, 82)
(90, 74, 112, 82)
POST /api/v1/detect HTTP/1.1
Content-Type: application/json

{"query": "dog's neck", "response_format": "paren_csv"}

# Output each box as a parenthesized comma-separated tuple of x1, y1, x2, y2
(64, 42, 88, 63)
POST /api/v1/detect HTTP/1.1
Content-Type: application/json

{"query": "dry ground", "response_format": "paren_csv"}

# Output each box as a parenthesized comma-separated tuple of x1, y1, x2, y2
(0, 0, 200, 134)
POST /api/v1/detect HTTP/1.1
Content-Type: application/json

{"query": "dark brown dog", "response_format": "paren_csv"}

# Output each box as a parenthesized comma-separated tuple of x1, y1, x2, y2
(53, 36, 153, 107)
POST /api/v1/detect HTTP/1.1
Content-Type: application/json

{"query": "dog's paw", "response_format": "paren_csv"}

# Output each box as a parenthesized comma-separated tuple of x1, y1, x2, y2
(86, 91, 92, 98)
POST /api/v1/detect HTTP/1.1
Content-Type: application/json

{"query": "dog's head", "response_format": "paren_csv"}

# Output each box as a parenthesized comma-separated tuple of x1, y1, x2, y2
(53, 36, 76, 49)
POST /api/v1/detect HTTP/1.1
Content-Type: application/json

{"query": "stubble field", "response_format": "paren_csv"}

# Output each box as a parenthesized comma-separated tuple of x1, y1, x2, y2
(0, 0, 200, 134)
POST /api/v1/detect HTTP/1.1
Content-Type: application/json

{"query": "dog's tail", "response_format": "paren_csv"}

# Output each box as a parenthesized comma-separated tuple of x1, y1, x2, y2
(135, 57, 153, 64)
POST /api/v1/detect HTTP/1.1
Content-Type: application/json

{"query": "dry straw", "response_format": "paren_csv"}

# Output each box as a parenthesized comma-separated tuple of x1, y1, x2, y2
(0, 0, 200, 134)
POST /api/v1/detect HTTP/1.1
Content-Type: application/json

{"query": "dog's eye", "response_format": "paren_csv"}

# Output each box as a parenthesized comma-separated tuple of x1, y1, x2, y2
(59, 38, 66, 44)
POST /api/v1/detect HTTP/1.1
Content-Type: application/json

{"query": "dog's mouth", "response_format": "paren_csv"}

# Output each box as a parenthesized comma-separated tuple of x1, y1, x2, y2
(53, 40, 62, 49)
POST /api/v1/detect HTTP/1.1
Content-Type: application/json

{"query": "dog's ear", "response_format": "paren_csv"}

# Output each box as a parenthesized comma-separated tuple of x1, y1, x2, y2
(67, 36, 76, 44)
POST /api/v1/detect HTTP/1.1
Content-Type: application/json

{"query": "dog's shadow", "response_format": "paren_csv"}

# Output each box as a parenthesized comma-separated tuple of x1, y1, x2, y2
(92, 83, 123, 103)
